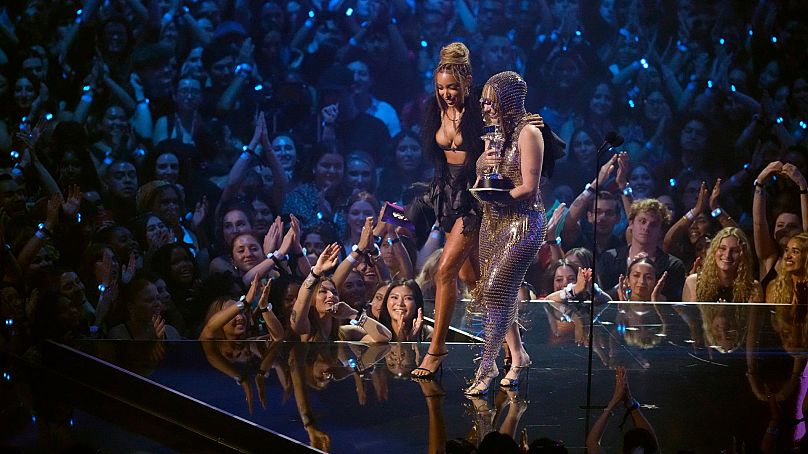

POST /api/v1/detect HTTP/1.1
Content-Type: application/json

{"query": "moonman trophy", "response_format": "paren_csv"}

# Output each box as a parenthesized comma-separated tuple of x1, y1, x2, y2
(470, 123, 514, 203)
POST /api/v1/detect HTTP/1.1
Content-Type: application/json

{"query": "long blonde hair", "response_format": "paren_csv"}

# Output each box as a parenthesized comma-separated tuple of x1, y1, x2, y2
(768, 232, 808, 304)
(696, 227, 757, 303)
(433, 42, 472, 113)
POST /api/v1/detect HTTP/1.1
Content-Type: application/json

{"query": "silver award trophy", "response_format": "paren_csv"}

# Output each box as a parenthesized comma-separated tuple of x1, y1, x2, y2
(470, 123, 514, 202)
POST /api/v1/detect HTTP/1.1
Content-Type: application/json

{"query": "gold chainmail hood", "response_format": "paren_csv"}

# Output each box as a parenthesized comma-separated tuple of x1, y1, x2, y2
(484, 71, 527, 141)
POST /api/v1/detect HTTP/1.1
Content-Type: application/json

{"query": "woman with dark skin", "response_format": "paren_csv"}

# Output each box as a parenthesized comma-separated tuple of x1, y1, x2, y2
(412, 43, 543, 379)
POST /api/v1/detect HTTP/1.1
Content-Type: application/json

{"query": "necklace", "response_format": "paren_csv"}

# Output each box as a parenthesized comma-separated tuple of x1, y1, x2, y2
(445, 108, 463, 125)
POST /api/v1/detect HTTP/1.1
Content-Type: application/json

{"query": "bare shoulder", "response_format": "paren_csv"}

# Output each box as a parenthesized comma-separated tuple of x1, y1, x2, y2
(685, 273, 698, 285)
(519, 123, 543, 140)
(518, 124, 544, 152)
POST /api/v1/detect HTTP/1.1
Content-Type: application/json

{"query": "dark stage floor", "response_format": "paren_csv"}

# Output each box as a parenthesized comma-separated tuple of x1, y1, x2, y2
(2, 301, 803, 452)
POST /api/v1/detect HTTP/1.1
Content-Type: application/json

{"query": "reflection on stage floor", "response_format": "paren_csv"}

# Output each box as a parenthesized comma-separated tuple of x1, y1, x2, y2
(3, 300, 803, 452)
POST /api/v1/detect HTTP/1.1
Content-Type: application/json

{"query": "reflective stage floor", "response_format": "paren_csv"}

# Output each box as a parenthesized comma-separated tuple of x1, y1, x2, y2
(2, 301, 803, 452)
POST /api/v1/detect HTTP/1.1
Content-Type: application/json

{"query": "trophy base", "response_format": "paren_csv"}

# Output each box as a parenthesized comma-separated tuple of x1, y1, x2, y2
(476, 175, 514, 191)
(470, 187, 512, 203)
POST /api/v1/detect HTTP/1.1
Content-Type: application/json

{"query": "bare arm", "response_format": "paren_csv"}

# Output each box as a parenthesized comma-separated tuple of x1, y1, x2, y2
(682, 273, 697, 302)
(753, 162, 782, 276)
(199, 303, 241, 340)
(510, 125, 544, 201)
(290, 244, 341, 336)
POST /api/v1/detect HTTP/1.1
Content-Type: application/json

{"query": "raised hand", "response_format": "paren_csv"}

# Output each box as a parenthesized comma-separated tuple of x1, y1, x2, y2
(651, 271, 668, 302)
(615, 152, 630, 190)
(320, 104, 339, 125)
(617, 274, 630, 301)
(693, 181, 708, 214)
(258, 279, 272, 310)
(263, 217, 282, 254)
(279, 221, 297, 255)
(608, 367, 628, 408)
(152, 314, 167, 339)
(238, 37, 255, 66)
(61, 185, 82, 219)
(689, 255, 702, 275)
(409, 307, 424, 340)
(130, 73, 145, 99)
(288, 214, 303, 254)
(709, 179, 722, 212)
(597, 154, 617, 187)
(192, 196, 208, 228)
(781, 163, 808, 191)
(313, 243, 341, 275)
(757, 160, 783, 182)
(45, 193, 62, 230)
(246, 273, 261, 304)
(121, 252, 137, 284)
(573, 267, 593, 296)
(545, 203, 566, 239)
(358, 216, 375, 250)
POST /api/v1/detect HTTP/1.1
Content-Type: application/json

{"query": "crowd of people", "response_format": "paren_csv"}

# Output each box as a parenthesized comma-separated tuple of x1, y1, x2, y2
(1, 0, 808, 451)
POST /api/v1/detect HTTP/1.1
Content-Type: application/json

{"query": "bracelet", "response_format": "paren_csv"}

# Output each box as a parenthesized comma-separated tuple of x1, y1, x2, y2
(583, 183, 595, 195)
(136, 98, 149, 105)
(753, 179, 765, 188)
(350, 312, 368, 328)
(622, 185, 633, 197)
(710, 207, 723, 218)
(561, 283, 576, 301)
(259, 302, 273, 314)
(346, 253, 358, 265)
(684, 210, 695, 222)
(365, 243, 381, 258)
(34, 230, 49, 240)
(310, 269, 322, 280)
(236, 297, 246, 311)
(800, 188, 808, 194)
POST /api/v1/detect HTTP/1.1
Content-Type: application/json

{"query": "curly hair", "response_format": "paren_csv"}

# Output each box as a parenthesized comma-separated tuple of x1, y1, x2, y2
(768, 233, 808, 304)
(696, 227, 757, 303)
(629, 198, 672, 228)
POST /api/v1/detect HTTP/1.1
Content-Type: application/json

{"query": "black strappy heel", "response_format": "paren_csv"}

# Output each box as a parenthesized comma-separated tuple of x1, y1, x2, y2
(411, 351, 448, 381)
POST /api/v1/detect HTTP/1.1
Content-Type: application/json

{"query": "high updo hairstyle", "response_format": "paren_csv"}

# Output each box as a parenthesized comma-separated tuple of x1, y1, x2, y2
(434, 42, 473, 112)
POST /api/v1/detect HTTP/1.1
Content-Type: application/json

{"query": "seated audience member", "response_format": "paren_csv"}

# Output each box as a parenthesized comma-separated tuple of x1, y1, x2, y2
(599, 199, 685, 301)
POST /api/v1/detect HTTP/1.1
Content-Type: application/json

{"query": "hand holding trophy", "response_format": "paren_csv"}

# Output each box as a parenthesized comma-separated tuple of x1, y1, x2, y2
(471, 86, 514, 203)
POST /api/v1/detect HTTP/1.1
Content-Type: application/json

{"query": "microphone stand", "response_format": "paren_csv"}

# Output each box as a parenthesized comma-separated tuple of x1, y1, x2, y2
(582, 136, 617, 430)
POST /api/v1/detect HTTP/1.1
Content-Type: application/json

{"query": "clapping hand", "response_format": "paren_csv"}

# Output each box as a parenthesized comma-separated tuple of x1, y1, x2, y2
(617, 274, 630, 301)
(121, 252, 137, 284)
(651, 271, 668, 302)
(192, 196, 208, 228)
(263, 217, 283, 254)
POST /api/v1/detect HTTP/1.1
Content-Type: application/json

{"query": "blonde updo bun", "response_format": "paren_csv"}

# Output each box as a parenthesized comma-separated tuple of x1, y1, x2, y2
(439, 42, 471, 67)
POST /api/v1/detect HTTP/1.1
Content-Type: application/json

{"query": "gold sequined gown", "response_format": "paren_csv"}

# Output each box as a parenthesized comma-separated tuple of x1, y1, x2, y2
(473, 116, 546, 382)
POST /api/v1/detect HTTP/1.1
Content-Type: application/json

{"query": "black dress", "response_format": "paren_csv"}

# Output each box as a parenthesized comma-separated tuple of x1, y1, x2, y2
(406, 96, 484, 239)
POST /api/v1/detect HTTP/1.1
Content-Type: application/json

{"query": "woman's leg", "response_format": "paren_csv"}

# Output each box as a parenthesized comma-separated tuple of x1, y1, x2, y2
(501, 321, 530, 383)
(412, 218, 477, 377)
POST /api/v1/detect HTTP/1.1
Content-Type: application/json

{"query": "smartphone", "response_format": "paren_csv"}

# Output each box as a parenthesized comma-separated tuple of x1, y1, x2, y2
(381, 202, 414, 232)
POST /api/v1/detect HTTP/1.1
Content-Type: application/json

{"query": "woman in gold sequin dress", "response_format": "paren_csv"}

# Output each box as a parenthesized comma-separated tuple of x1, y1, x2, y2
(465, 71, 547, 395)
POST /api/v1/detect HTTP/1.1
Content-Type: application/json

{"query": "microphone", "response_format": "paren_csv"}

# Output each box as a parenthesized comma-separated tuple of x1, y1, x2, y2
(595, 131, 623, 156)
